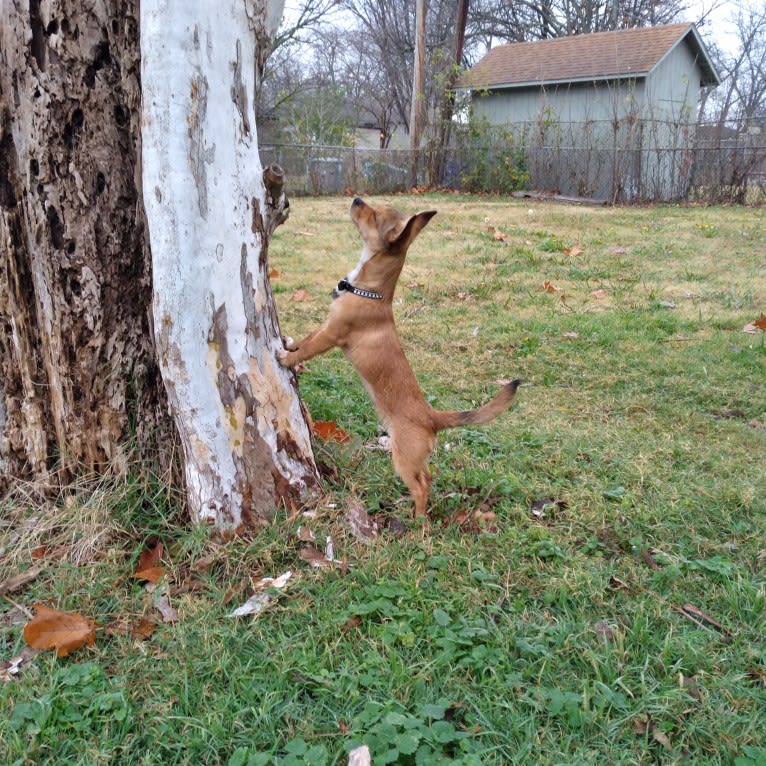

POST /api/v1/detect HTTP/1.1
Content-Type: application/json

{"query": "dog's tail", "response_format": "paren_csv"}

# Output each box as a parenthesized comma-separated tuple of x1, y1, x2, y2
(431, 379, 521, 432)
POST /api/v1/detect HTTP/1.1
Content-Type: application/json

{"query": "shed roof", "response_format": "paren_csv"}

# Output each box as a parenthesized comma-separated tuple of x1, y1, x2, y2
(459, 23, 720, 91)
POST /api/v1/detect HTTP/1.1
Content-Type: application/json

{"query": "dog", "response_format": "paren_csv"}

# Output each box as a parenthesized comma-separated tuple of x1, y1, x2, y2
(277, 197, 520, 517)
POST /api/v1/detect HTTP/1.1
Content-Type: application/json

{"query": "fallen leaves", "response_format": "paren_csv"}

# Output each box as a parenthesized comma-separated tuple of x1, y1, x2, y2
(312, 420, 352, 443)
(134, 541, 165, 583)
(346, 499, 379, 543)
(743, 312, 766, 333)
(228, 571, 293, 618)
(0, 566, 44, 595)
(23, 604, 97, 657)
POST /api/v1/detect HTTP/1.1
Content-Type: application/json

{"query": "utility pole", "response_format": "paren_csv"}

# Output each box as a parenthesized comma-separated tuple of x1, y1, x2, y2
(409, 0, 427, 186)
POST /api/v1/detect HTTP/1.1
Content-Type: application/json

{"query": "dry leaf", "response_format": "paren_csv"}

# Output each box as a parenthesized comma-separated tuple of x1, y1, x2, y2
(1, 647, 38, 682)
(343, 615, 362, 631)
(493, 228, 507, 242)
(291, 289, 311, 302)
(754, 312, 766, 330)
(254, 570, 293, 590)
(229, 592, 272, 618)
(297, 525, 316, 543)
(346, 500, 378, 543)
(299, 543, 335, 568)
(590, 289, 606, 299)
(543, 281, 558, 293)
(609, 575, 632, 591)
(132, 617, 158, 641)
(0, 566, 43, 595)
(153, 590, 178, 624)
(268, 268, 280, 279)
(609, 246, 628, 254)
(564, 245, 583, 257)
(312, 420, 352, 443)
(24, 604, 97, 657)
(133, 566, 165, 584)
(563, 332, 579, 339)
(135, 543, 165, 582)
(191, 554, 216, 575)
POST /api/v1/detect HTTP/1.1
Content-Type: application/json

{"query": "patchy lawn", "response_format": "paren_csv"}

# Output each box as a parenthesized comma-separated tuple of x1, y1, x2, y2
(2, 194, 765, 766)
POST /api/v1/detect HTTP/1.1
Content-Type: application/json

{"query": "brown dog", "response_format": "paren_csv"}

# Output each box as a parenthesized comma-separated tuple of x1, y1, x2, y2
(278, 197, 520, 516)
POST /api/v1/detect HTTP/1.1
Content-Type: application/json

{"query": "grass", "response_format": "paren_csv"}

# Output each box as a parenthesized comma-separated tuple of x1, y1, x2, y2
(2, 194, 766, 766)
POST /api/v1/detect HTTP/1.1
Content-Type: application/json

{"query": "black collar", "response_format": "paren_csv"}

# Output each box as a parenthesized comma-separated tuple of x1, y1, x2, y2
(334, 278, 382, 300)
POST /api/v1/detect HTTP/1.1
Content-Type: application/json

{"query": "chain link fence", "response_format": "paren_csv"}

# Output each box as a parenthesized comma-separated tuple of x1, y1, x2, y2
(260, 118, 765, 204)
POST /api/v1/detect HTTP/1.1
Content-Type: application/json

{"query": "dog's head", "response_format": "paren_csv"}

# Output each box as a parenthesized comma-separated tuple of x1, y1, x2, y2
(350, 197, 436, 258)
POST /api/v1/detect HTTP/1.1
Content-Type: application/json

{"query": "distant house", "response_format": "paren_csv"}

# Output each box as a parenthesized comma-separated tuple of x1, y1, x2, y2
(459, 23, 720, 200)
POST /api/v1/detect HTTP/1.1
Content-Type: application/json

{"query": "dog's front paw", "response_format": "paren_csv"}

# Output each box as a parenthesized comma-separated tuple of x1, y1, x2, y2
(276, 347, 291, 366)
(282, 335, 297, 351)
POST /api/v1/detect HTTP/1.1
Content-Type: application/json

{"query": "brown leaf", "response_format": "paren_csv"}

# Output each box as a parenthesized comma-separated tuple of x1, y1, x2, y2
(753, 312, 766, 331)
(0, 566, 43, 595)
(343, 615, 362, 631)
(137, 542, 163, 571)
(543, 280, 558, 293)
(291, 288, 311, 302)
(268, 268, 280, 279)
(564, 245, 583, 257)
(135, 543, 165, 582)
(297, 525, 316, 543)
(191, 554, 216, 575)
(153, 591, 178, 624)
(299, 543, 334, 568)
(24, 604, 97, 657)
(530, 497, 568, 520)
(132, 617, 158, 641)
(346, 500, 378, 543)
(133, 566, 166, 584)
(493, 228, 507, 242)
(609, 575, 632, 592)
(312, 420, 352, 443)
(590, 289, 606, 299)
(679, 673, 701, 700)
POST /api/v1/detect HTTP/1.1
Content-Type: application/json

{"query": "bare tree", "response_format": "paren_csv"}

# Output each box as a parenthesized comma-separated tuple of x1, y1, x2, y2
(469, 0, 685, 43)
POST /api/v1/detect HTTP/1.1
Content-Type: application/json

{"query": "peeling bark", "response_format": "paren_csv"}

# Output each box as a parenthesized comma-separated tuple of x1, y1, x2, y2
(141, 0, 317, 531)
(1, 0, 316, 533)
(0, 1, 171, 490)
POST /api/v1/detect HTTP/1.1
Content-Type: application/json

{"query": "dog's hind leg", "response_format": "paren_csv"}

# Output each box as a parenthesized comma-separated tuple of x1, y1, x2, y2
(391, 428, 434, 517)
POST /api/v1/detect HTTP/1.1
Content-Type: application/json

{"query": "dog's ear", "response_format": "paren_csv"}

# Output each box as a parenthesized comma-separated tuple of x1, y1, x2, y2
(388, 210, 437, 251)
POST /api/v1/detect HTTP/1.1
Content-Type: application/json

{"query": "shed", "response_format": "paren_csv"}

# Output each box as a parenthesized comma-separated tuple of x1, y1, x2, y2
(459, 23, 720, 200)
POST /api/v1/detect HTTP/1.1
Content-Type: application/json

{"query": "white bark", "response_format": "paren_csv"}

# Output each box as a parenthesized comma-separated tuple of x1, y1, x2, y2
(140, 0, 315, 530)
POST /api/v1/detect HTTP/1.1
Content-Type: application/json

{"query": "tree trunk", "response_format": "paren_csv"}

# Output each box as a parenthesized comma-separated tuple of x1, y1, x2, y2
(1, 0, 318, 532)
(141, 0, 317, 531)
(431, 0, 469, 185)
(0, 0, 170, 488)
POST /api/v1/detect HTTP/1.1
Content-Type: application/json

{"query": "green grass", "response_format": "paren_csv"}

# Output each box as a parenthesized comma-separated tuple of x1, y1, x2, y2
(2, 194, 766, 766)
